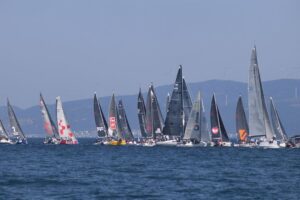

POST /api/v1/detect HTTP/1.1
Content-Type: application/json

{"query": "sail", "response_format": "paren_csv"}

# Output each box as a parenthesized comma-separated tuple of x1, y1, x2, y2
(200, 98, 210, 143)
(163, 66, 184, 137)
(210, 95, 229, 142)
(118, 100, 134, 140)
(145, 84, 164, 139)
(236, 96, 249, 143)
(108, 94, 122, 139)
(7, 99, 26, 140)
(56, 96, 78, 144)
(93, 93, 108, 138)
(137, 89, 147, 138)
(182, 78, 193, 129)
(183, 92, 201, 141)
(40, 93, 59, 139)
(0, 119, 9, 139)
(270, 97, 288, 141)
(248, 46, 275, 140)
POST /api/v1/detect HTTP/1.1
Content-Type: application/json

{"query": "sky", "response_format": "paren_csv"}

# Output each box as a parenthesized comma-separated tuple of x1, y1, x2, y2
(0, 0, 299, 108)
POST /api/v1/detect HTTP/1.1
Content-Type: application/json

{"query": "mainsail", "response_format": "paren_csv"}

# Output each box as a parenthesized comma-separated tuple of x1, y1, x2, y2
(40, 93, 59, 140)
(200, 98, 210, 143)
(118, 100, 134, 140)
(145, 84, 164, 139)
(0, 119, 9, 140)
(210, 94, 229, 142)
(248, 46, 275, 140)
(108, 94, 122, 139)
(236, 96, 249, 143)
(163, 66, 184, 137)
(166, 93, 170, 115)
(56, 96, 78, 144)
(137, 89, 147, 138)
(270, 97, 288, 141)
(93, 93, 108, 138)
(183, 92, 202, 141)
(7, 99, 26, 141)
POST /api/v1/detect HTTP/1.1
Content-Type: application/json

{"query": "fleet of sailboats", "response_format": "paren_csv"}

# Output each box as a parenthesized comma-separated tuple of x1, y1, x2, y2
(1, 46, 298, 148)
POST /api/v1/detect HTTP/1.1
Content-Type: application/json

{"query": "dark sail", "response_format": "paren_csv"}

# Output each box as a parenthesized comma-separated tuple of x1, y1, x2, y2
(0, 119, 9, 140)
(163, 66, 184, 137)
(40, 93, 60, 139)
(236, 96, 249, 143)
(7, 99, 26, 140)
(270, 97, 288, 141)
(182, 78, 193, 130)
(108, 94, 122, 139)
(145, 84, 164, 139)
(210, 94, 229, 142)
(137, 89, 147, 138)
(118, 100, 134, 140)
(93, 93, 108, 138)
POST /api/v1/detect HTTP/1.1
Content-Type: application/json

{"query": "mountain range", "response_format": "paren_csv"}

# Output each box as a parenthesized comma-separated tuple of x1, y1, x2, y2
(1, 79, 300, 138)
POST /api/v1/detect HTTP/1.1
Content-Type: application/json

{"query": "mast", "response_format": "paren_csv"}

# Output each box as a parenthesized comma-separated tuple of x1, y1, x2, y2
(7, 99, 26, 140)
(236, 96, 249, 143)
(56, 96, 78, 143)
(40, 93, 59, 139)
(248, 46, 275, 140)
(93, 93, 108, 138)
(270, 97, 288, 141)
(137, 89, 147, 138)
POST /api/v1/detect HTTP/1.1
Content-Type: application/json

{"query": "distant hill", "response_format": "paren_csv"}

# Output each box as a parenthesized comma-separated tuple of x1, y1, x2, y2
(0, 79, 300, 138)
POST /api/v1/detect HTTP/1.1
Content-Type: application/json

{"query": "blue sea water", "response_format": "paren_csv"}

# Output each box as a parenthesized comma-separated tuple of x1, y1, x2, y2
(0, 138, 299, 200)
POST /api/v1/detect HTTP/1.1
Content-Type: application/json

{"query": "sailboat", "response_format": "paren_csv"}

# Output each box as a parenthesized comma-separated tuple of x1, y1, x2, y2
(93, 93, 109, 145)
(118, 100, 134, 142)
(248, 46, 279, 148)
(107, 94, 126, 145)
(178, 92, 210, 147)
(137, 89, 147, 139)
(270, 97, 289, 147)
(143, 84, 164, 146)
(210, 94, 232, 147)
(0, 119, 14, 144)
(56, 96, 78, 144)
(7, 99, 27, 144)
(234, 96, 253, 147)
(40, 93, 60, 144)
(159, 65, 192, 146)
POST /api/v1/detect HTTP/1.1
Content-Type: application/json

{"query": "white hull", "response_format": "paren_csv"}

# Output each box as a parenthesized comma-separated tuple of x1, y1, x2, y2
(142, 140, 156, 147)
(233, 143, 255, 148)
(156, 140, 178, 146)
(177, 141, 207, 147)
(0, 139, 14, 144)
(258, 140, 280, 149)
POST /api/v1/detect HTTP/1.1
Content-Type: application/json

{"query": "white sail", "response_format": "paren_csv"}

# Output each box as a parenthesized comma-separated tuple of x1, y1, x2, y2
(248, 46, 275, 140)
(56, 96, 78, 144)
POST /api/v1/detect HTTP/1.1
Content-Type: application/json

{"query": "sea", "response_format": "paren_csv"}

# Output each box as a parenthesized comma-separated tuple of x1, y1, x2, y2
(0, 138, 299, 200)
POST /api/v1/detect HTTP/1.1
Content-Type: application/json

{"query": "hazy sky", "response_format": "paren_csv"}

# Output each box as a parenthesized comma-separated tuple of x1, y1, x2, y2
(0, 0, 299, 108)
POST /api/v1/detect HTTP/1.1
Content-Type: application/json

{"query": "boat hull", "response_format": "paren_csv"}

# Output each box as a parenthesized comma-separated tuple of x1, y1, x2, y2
(156, 140, 178, 146)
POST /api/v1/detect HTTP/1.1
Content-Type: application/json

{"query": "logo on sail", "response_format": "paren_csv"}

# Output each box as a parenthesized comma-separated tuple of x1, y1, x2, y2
(239, 129, 248, 141)
(212, 127, 219, 134)
(110, 117, 116, 130)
